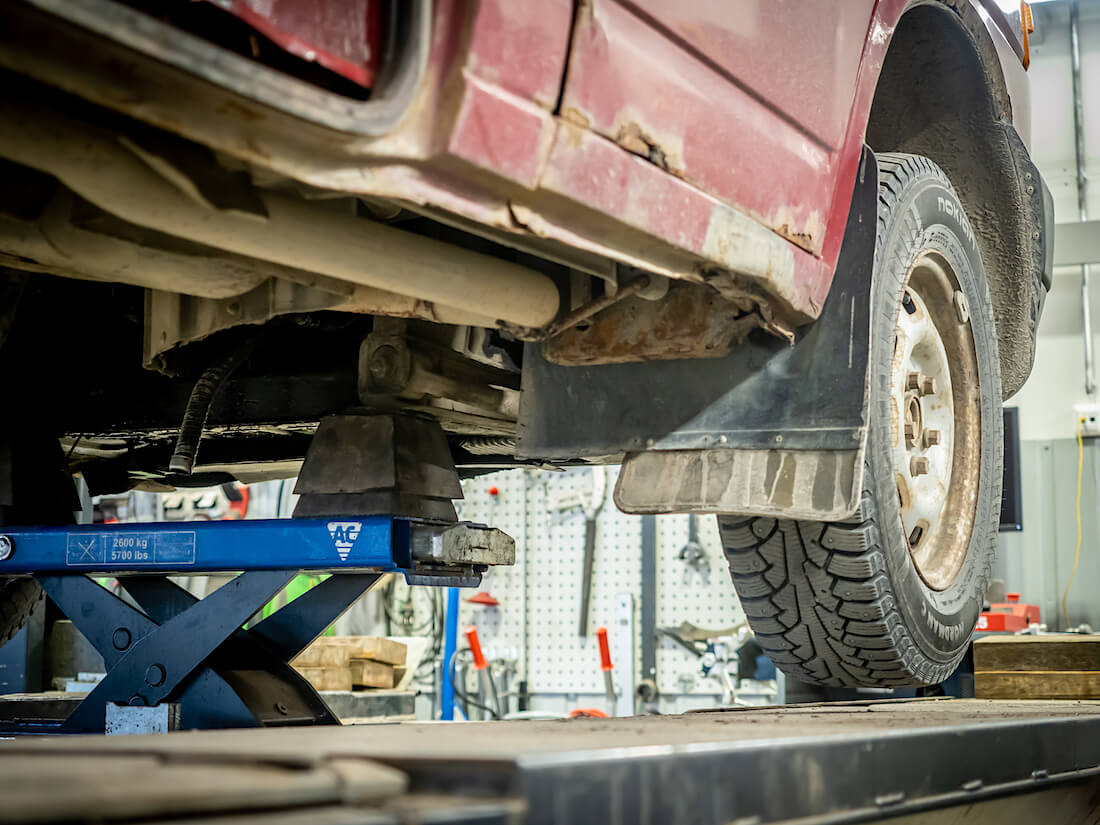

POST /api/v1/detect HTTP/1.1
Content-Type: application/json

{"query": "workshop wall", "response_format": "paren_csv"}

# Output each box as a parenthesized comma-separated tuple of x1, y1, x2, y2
(993, 3, 1100, 629)
(1014, 2, 1100, 442)
(997, 438, 1100, 630)
(454, 468, 757, 714)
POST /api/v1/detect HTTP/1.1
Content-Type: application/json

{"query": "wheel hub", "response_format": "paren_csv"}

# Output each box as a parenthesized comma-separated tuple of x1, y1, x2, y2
(891, 251, 979, 591)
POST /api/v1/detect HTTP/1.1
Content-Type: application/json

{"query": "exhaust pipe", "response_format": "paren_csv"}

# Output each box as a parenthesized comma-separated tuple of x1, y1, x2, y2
(0, 98, 561, 329)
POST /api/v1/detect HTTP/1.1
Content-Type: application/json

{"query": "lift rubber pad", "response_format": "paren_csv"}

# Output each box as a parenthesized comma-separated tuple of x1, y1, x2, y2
(2, 699, 1100, 824)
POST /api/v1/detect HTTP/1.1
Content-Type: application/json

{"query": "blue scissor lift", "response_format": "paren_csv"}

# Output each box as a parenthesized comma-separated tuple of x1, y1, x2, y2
(0, 412, 514, 734)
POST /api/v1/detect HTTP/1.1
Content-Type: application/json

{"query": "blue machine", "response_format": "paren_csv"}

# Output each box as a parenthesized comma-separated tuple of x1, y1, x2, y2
(0, 516, 513, 734)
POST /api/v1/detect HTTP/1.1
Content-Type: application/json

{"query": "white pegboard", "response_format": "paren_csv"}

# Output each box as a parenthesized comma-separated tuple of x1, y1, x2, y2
(654, 514, 745, 696)
(524, 467, 642, 693)
(450, 467, 745, 700)
(454, 469, 530, 679)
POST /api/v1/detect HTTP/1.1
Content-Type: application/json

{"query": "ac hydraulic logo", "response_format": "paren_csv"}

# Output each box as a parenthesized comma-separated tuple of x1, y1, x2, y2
(327, 521, 362, 561)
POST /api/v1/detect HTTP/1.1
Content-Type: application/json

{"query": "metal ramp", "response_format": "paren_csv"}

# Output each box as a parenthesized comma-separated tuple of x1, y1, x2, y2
(1, 699, 1099, 824)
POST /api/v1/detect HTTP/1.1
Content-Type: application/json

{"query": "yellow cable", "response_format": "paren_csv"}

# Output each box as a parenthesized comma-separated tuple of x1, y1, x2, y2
(1062, 416, 1086, 630)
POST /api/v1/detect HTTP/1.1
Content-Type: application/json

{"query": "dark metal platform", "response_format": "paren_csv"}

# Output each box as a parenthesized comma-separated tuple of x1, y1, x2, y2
(2, 699, 1100, 824)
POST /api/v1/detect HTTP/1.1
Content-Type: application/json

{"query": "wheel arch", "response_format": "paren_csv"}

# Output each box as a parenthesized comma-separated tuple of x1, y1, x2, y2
(865, 0, 1052, 399)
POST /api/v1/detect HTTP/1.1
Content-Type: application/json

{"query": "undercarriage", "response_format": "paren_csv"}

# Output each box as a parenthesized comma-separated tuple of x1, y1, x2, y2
(0, 75, 784, 496)
(0, 0, 853, 502)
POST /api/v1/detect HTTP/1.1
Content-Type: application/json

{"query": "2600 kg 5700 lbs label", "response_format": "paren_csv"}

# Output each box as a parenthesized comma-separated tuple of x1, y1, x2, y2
(65, 532, 196, 566)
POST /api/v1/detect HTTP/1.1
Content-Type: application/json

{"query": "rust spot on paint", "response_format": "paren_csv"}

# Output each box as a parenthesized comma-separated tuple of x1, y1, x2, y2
(767, 208, 823, 256)
(774, 223, 816, 252)
(561, 107, 592, 130)
(543, 281, 757, 365)
(615, 122, 677, 175)
(557, 119, 587, 150)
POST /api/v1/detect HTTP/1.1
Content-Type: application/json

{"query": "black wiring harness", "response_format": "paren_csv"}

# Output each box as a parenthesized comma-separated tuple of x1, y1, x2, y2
(448, 646, 502, 719)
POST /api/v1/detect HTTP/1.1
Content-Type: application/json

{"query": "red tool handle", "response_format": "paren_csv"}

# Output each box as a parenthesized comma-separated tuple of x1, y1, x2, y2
(596, 626, 613, 671)
(465, 625, 489, 671)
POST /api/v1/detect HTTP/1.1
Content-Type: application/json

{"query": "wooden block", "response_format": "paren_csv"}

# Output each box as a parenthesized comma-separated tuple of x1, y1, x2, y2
(344, 637, 407, 666)
(293, 636, 406, 668)
(293, 642, 352, 669)
(292, 638, 338, 673)
(975, 670, 1100, 700)
(294, 665, 353, 692)
(349, 658, 396, 689)
(290, 647, 324, 667)
(973, 635, 1100, 673)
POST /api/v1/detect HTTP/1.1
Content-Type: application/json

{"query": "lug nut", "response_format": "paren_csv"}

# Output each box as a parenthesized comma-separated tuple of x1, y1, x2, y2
(910, 457, 931, 476)
(924, 429, 942, 448)
(904, 423, 918, 448)
(906, 372, 922, 391)
(920, 377, 937, 396)
(954, 290, 970, 324)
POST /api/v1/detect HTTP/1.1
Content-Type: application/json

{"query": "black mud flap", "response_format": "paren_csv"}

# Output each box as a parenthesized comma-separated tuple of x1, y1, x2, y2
(517, 147, 879, 521)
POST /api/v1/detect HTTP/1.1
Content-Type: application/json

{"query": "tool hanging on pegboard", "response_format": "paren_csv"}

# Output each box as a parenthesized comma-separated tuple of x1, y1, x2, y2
(548, 467, 608, 638)
(459, 467, 747, 701)
(577, 467, 606, 637)
(596, 625, 616, 713)
(678, 515, 709, 573)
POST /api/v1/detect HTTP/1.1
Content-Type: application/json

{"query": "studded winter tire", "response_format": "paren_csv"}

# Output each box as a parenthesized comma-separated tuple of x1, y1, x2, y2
(720, 153, 1002, 687)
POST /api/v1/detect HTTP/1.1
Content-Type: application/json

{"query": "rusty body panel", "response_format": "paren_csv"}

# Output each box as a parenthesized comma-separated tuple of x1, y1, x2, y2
(527, 121, 830, 321)
(618, 1, 875, 149)
(559, 0, 866, 255)
(0, 0, 1026, 331)
(543, 282, 756, 366)
(461, 0, 570, 110)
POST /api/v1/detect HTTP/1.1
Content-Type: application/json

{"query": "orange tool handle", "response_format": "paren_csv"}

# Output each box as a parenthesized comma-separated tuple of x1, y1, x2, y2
(596, 626, 613, 671)
(465, 625, 489, 670)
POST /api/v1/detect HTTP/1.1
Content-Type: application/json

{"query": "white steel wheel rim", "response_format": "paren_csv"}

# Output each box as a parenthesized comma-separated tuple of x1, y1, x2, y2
(891, 251, 979, 591)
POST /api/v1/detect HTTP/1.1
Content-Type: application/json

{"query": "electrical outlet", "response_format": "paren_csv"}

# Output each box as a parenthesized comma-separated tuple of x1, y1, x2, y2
(1081, 414, 1100, 438)
(1073, 402, 1100, 438)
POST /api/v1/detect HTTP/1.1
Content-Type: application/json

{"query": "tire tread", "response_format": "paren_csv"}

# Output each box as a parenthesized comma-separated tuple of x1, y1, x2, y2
(720, 153, 991, 687)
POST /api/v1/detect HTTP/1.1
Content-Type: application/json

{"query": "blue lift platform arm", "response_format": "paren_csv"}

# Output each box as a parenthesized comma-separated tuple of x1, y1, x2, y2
(0, 516, 515, 734)
(0, 516, 516, 579)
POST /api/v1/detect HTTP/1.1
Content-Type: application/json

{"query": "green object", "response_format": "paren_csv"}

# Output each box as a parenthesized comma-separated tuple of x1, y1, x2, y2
(254, 576, 332, 638)
(260, 573, 334, 634)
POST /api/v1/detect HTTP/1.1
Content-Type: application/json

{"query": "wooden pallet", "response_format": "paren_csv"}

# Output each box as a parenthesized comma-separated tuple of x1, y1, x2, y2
(292, 636, 407, 691)
(974, 635, 1100, 699)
